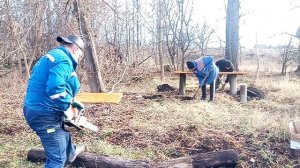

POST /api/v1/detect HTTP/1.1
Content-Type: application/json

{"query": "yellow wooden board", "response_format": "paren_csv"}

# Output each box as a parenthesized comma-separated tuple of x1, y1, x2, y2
(75, 93, 123, 104)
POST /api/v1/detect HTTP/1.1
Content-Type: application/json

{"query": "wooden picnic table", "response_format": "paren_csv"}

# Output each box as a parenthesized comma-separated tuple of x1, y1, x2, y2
(175, 71, 248, 95)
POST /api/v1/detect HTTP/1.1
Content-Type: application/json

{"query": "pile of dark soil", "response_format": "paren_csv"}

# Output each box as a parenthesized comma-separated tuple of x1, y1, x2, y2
(157, 84, 176, 92)
(237, 86, 266, 99)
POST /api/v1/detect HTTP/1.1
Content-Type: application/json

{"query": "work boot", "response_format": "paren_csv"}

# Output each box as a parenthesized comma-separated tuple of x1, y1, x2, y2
(200, 97, 206, 101)
(68, 145, 85, 162)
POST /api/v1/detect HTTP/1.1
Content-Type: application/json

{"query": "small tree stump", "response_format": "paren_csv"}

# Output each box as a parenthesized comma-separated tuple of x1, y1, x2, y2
(179, 73, 187, 95)
(228, 75, 237, 95)
(240, 84, 247, 103)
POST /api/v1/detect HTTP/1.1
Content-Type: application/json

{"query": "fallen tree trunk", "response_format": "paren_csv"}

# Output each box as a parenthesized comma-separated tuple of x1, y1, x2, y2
(27, 148, 238, 168)
(153, 149, 238, 168)
(27, 148, 149, 168)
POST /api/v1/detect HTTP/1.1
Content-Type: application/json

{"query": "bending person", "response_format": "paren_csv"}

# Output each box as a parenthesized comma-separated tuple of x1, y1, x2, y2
(187, 56, 219, 101)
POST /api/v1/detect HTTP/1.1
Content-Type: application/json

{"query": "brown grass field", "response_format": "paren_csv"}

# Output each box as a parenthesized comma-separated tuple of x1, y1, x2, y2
(0, 57, 300, 167)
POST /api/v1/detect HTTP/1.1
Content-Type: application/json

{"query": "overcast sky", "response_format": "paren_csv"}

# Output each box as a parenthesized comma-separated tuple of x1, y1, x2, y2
(192, 0, 300, 48)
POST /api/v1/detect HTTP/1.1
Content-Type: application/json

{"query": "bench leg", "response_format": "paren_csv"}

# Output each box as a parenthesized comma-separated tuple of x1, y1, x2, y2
(229, 75, 237, 95)
(179, 74, 186, 95)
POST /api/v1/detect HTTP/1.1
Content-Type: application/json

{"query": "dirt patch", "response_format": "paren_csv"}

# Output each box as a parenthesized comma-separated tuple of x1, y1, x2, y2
(173, 95, 195, 101)
(180, 96, 195, 100)
(0, 123, 27, 136)
(143, 94, 164, 99)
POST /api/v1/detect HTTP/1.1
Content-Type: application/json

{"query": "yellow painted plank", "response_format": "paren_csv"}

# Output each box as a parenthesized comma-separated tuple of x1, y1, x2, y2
(75, 93, 123, 104)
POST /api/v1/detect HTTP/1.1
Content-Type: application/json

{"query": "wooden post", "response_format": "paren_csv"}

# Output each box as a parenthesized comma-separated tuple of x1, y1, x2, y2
(228, 75, 237, 94)
(240, 84, 247, 103)
(179, 73, 186, 95)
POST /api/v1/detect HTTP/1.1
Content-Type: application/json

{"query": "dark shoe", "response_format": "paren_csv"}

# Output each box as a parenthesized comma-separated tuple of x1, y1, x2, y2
(200, 97, 206, 101)
(209, 98, 215, 102)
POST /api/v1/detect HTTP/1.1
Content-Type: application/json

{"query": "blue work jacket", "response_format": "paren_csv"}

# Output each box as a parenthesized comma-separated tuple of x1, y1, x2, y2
(24, 46, 80, 113)
(193, 56, 219, 86)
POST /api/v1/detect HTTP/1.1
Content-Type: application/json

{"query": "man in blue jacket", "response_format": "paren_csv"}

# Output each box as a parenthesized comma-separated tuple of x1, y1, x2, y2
(23, 35, 85, 167)
(187, 56, 219, 101)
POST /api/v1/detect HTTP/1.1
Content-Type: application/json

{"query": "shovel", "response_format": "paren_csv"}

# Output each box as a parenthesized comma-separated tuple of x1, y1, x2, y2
(192, 86, 200, 99)
(180, 87, 200, 100)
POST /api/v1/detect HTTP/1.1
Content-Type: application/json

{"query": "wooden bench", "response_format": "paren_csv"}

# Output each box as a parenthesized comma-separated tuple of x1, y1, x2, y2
(175, 71, 248, 95)
(75, 93, 123, 104)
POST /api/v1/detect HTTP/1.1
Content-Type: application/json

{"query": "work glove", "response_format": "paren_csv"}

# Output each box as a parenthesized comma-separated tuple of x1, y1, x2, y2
(64, 106, 79, 121)
(64, 99, 84, 121)
(72, 98, 84, 111)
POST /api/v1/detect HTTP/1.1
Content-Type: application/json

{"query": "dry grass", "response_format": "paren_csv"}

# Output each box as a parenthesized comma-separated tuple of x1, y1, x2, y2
(0, 64, 300, 167)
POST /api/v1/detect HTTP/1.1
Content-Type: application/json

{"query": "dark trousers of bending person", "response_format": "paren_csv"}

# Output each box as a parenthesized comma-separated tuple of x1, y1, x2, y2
(201, 79, 216, 101)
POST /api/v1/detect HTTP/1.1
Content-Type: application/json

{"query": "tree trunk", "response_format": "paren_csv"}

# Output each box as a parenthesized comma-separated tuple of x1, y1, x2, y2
(73, 0, 106, 92)
(181, 51, 185, 71)
(282, 62, 286, 75)
(27, 148, 238, 168)
(225, 0, 239, 70)
(157, 0, 164, 82)
(296, 41, 300, 72)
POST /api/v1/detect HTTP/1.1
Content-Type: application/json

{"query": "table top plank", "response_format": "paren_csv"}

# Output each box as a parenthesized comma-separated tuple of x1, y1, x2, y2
(175, 71, 248, 75)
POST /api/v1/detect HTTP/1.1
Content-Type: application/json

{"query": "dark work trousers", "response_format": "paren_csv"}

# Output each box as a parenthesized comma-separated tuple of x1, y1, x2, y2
(23, 106, 76, 168)
(201, 80, 216, 100)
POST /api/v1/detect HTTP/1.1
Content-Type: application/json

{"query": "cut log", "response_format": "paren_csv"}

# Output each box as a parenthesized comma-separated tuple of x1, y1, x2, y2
(27, 148, 149, 168)
(153, 149, 238, 168)
(27, 148, 238, 168)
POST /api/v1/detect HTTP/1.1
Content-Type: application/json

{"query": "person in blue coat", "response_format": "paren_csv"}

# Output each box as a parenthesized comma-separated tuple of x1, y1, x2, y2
(187, 56, 219, 101)
(23, 35, 85, 167)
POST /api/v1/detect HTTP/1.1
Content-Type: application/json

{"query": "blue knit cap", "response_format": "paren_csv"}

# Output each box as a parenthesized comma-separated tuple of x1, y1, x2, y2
(186, 61, 195, 69)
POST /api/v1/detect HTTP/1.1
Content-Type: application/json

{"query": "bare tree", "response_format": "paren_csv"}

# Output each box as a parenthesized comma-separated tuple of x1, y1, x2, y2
(195, 22, 214, 56)
(177, 0, 194, 70)
(163, 0, 195, 71)
(295, 26, 300, 72)
(280, 36, 297, 75)
(73, 0, 106, 92)
(157, 0, 164, 82)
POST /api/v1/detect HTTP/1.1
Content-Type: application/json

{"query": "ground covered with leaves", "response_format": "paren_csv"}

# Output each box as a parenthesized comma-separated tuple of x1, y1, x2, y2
(0, 71, 300, 167)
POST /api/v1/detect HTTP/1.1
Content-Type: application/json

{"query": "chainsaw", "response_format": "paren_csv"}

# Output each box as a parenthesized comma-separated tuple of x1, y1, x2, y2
(63, 100, 99, 132)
